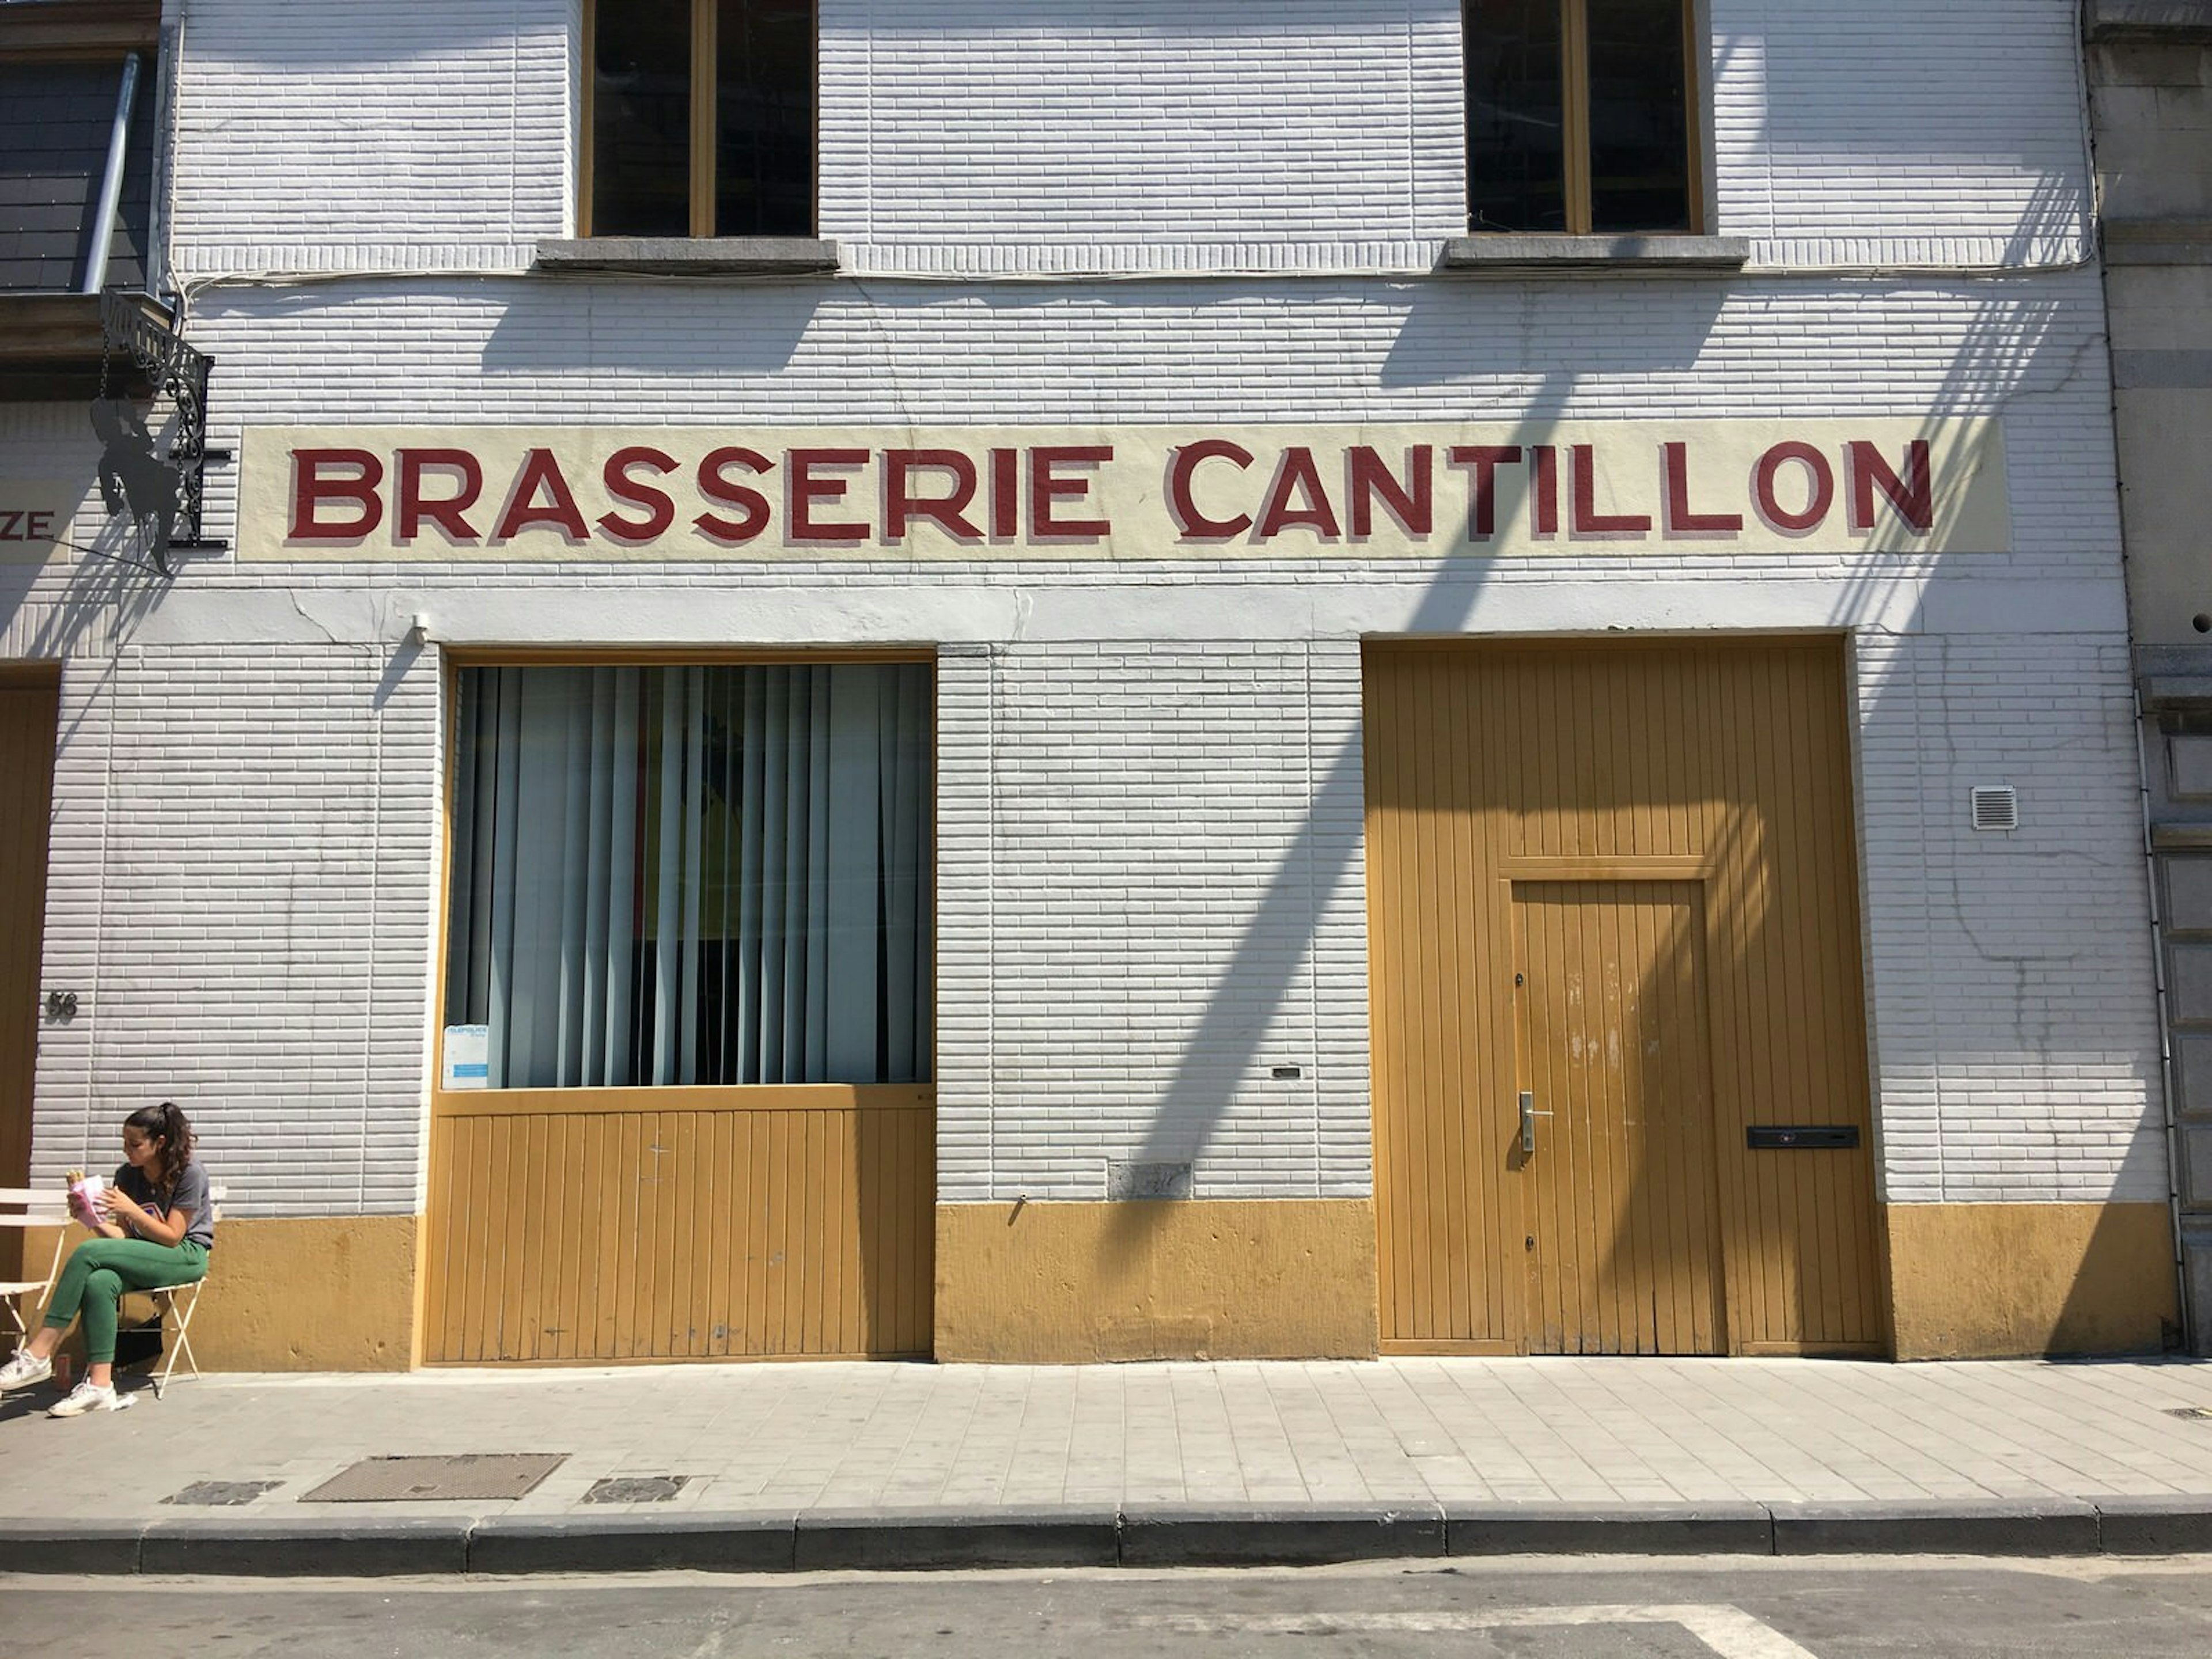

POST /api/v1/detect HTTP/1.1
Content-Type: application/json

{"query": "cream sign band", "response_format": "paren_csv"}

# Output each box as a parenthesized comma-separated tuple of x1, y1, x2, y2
(237, 419, 2009, 563)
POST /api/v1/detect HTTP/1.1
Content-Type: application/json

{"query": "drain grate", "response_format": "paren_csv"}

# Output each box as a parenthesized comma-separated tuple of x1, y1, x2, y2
(2169, 1408, 2212, 1422)
(164, 1480, 283, 1507)
(582, 1475, 689, 1504)
(301, 1453, 568, 1503)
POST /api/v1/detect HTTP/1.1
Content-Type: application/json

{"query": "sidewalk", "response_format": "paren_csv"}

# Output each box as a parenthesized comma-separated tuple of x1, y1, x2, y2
(5, 1355, 2212, 1575)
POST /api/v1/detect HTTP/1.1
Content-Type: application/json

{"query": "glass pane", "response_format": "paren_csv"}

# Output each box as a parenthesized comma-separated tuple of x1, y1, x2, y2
(1464, 0, 1566, 233)
(1586, 0, 1692, 232)
(445, 663, 933, 1089)
(715, 0, 816, 236)
(0, 60, 155, 293)
(592, 0, 691, 237)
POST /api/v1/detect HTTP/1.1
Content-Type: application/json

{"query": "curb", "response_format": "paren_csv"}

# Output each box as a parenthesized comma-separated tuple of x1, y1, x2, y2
(3, 1497, 2209, 1576)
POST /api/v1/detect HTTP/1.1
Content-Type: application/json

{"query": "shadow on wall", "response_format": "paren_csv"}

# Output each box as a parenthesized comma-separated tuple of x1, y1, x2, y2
(479, 282, 826, 376)
(1094, 164, 2154, 1358)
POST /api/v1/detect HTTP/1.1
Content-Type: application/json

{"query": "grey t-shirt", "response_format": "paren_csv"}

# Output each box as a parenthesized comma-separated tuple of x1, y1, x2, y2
(113, 1160, 215, 1250)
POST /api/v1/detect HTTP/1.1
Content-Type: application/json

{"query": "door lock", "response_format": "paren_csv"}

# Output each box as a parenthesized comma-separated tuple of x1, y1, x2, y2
(1518, 1090, 1553, 1156)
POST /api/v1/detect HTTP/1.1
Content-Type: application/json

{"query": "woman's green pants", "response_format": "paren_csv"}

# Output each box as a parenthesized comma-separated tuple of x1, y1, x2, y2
(43, 1238, 207, 1363)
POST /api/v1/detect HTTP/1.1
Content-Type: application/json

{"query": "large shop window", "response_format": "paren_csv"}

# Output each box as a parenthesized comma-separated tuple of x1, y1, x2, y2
(1464, 0, 1696, 234)
(585, 0, 815, 238)
(444, 662, 931, 1090)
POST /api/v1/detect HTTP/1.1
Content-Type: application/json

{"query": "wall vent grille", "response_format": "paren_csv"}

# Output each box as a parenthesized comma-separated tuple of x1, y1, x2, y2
(1970, 785, 2020, 832)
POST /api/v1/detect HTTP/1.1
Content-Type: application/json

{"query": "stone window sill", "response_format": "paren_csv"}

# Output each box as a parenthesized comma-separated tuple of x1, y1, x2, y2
(1438, 234, 1750, 275)
(533, 237, 840, 277)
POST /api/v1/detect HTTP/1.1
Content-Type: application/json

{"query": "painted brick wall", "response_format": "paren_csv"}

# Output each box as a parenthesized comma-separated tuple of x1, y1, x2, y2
(164, 1, 2094, 276)
(1855, 632, 2166, 1205)
(934, 641, 1371, 1203)
(5, 0, 2159, 1223)
(26, 639, 440, 1218)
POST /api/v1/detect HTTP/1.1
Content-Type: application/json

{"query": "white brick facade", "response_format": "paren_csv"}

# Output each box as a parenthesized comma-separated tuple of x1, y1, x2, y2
(4, 0, 2164, 1247)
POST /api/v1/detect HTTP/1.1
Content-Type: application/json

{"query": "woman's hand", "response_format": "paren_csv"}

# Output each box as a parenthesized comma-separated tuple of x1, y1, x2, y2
(100, 1186, 146, 1224)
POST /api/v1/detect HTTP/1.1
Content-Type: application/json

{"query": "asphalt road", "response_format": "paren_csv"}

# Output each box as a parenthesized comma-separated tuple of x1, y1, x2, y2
(7, 1556, 2212, 1657)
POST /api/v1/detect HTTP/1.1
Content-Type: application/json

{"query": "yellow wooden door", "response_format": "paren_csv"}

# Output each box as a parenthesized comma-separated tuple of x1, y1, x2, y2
(1514, 881, 1724, 1355)
(1366, 639, 1884, 1356)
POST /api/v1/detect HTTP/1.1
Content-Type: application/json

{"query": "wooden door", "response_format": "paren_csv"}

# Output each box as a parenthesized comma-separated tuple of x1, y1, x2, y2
(1366, 639, 1884, 1356)
(1514, 881, 1724, 1355)
(0, 671, 59, 1198)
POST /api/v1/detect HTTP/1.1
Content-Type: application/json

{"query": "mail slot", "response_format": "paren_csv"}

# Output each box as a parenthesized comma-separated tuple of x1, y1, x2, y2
(1746, 1124, 1861, 1150)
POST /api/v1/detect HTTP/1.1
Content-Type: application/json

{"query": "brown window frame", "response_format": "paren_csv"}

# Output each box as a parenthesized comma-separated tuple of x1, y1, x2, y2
(1465, 0, 1707, 236)
(578, 0, 819, 240)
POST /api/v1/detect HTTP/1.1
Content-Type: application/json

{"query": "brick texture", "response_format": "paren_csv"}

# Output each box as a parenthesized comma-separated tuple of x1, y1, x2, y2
(1, 0, 2161, 1225)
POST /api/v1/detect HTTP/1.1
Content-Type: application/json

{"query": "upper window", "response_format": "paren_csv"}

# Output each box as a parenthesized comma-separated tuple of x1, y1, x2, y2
(1464, 0, 1698, 234)
(0, 0, 160, 293)
(585, 0, 816, 238)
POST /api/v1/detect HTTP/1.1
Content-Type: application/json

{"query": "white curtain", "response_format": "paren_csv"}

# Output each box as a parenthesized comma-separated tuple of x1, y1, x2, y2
(447, 663, 931, 1088)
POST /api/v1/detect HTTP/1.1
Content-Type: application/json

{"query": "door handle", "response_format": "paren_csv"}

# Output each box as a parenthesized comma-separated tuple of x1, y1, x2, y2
(1519, 1090, 1554, 1156)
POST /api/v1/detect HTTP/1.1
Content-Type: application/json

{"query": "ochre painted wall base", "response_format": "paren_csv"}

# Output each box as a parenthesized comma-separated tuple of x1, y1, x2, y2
(26, 1215, 418, 1372)
(934, 1198, 1379, 1363)
(1886, 1200, 2179, 1359)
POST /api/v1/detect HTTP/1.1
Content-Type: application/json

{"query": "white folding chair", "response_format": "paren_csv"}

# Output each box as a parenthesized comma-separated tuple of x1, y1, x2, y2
(0, 1185, 70, 1354)
(150, 1183, 223, 1398)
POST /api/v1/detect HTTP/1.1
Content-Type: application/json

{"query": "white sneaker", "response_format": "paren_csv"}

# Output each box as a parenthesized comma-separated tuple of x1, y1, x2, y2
(0, 1351, 51, 1391)
(47, 1381, 134, 1417)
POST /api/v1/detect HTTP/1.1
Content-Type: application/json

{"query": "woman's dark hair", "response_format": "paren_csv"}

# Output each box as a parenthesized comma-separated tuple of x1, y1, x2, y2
(124, 1101, 194, 1189)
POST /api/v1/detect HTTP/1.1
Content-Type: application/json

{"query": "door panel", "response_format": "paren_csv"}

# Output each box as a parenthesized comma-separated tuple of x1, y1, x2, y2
(0, 672, 59, 1291)
(423, 1086, 935, 1363)
(1366, 639, 1883, 1355)
(0, 675, 59, 1191)
(1514, 881, 1723, 1355)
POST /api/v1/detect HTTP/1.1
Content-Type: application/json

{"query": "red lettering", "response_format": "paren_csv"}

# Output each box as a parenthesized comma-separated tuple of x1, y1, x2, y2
(1168, 439, 1255, 539)
(598, 446, 679, 543)
(1571, 445, 1652, 537)
(493, 449, 589, 542)
(695, 447, 774, 543)
(290, 448, 385, 541)
(885, 449, 982, 541)
(1347, 446, 1433, 539)
(1029, 445, 1112, 538)
(1754, 442, 1836, 535)
(1662, 441, 1743, 535)
(990, 447, 1020, 539)
(1847, 439, 1933, 533)
(396, 448, 483, 543)
(1531, 445, 1559, 537)
(1255, 446, 1341, 540)
(789, 448, 870, 542)
(1446, 445, 1522, 540)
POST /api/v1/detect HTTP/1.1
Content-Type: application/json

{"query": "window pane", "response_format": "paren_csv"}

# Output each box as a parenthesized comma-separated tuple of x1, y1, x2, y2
(1465, 0, 1566, 233)
(1586, 0, 1692, 232)
(592, 0, 691, 237)
(0, 59, 156, 293)
(445, 663, 934, 1089)
(715, 0, 816, 236)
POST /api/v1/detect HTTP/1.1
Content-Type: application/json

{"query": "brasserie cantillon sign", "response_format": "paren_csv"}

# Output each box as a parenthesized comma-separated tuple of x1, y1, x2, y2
(238, 419, 2008, 562)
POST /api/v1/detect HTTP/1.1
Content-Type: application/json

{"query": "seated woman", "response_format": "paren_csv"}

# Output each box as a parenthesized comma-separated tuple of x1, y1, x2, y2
(0, 1101, 214, 1416)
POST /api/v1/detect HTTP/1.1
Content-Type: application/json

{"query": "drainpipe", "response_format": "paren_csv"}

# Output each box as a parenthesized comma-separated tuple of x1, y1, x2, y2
(2134, 684, 2194, 1353)
(80, 52, 142, 294)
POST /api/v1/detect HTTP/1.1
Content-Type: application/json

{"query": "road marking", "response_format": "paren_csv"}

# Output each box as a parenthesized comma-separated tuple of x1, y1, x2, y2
(1140, 1604, 1820, 1658)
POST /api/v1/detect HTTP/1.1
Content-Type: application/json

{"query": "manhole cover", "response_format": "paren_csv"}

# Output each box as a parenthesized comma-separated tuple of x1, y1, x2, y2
(301, 1453, 568, 1502)
(2169, 1408, 2212, 1422)
(164, 1480, 283, 1507)
(582, 1475, 689, 1504)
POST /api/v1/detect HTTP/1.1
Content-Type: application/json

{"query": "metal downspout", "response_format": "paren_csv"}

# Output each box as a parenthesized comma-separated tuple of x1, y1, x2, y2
(80, 51, 142, 294)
